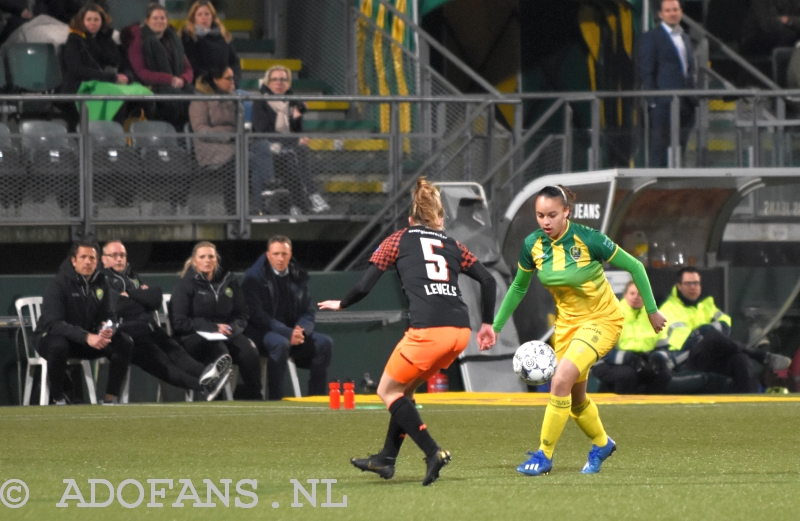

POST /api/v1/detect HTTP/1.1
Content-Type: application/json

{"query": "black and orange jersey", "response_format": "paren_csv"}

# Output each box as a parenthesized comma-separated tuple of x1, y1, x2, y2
(340, 225, 495, 329)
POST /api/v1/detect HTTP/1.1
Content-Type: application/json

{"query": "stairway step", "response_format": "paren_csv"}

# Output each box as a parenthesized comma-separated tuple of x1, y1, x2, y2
(304, 120, 377, 132)
(169, 18, 254, 32)
(305, 101, 350, 111)
(232, 39, 275, 54)
(308, 138, 388, 151)
(240, 58, 302, 72)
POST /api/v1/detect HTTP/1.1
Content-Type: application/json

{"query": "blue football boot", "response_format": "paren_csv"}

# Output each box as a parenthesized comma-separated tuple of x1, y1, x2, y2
(581, 437, 616, 474)
(516, 450, 553, 476)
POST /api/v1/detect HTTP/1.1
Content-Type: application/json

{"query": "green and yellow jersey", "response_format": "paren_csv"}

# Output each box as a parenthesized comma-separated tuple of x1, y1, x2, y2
(518, 221, 621, 326)
(493, 221, 658, 334)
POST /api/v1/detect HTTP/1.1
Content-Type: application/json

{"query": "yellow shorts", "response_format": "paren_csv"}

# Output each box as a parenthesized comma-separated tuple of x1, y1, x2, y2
(384, 327, 471, 385)
(554, 317, 623, 383)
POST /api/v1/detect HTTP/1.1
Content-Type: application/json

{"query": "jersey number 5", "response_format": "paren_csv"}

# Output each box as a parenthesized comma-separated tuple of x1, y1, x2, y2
(420, 238, 448, 281)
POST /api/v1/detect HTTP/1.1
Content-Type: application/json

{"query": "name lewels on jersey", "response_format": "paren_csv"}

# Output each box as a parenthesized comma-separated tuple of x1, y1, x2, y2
(424, 282, 459, 296)
(369, 225, 476, 329)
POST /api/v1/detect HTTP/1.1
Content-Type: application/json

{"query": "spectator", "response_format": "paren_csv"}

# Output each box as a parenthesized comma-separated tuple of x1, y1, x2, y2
(126, 3, 194, 130)
(0, 0, 33, 45)
(170, 241, 263, 400)
(33, 240, 133, 405)
(741, 0, 800, 55)
(658, 267, 791, 392)
(189, 66, 277, 215)
(180, 0, 241, 88)
(252, 65, 330, 215)
(189, 66, 237, 214)
(61, 3, 152, 126)
(242, 235, 333, 400)
(639, 0, 697, 167)
(591, 281, 671, 394)
(100, 240, 231, 401)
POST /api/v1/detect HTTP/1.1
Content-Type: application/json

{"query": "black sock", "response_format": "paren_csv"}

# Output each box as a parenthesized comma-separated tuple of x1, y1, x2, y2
(378, 413, 406, 462)
(388, 397, 438, 458)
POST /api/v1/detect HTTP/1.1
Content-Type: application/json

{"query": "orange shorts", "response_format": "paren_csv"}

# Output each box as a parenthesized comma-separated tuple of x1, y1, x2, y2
(384, 326, 471, 385)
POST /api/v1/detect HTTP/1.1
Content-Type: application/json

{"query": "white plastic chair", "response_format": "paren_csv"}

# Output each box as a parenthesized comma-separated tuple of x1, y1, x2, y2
(260, 355, 302, 399)
(15, 296, 98, 405)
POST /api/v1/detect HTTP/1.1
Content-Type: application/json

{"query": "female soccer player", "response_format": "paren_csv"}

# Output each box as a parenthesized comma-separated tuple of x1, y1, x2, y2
(491, 185, 666, 476)
(319, 177, 497, 486)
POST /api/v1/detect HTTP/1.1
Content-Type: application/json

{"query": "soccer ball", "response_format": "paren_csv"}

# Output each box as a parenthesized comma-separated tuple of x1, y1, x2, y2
(513, 341, 557, 385)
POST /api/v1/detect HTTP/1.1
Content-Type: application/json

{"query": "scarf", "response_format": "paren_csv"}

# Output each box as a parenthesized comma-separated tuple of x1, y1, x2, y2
(140, 24, 185, 76)
(267, 100, 291, 133)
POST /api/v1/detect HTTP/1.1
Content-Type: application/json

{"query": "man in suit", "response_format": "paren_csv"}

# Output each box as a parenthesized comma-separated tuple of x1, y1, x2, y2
(640, 0, 697, 167)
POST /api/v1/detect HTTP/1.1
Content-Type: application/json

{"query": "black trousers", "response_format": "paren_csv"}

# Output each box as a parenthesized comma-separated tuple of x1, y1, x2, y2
(247, 328, 333, 400)
(591, 357, 671, 394)
(685, 328, 758, 393)
(179, 332, 262, 399)
(35, 332, 133, 400)
(129, 327, 206, 391)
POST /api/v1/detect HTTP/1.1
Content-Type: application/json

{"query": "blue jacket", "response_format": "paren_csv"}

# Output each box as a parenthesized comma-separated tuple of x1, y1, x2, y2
(241, 255, 315, 339)
(639, 23, 695, 97)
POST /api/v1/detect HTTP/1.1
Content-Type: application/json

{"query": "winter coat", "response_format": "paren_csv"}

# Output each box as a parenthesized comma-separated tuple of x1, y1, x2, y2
(251, 84, 305, 134)
(35, 258, 116, 345)
(658, 286, 732, 351)
(126, 23, 193, 87)
(181, 24, 241, 87)
(188, 76, 236, 167)
(61, 29, 131, 94)
(241, 254, 314, 339)
(170, 266, 248, 337)
(102, 265, 163, 330)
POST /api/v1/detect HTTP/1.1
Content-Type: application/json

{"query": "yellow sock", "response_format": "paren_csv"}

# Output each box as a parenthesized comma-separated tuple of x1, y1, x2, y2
(570, 397, 608, 447)
(539, 395, 572, 458)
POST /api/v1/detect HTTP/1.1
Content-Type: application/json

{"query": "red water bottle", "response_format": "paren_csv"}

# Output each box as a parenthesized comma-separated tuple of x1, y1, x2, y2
(329, 381, 341, 409)
(343, 381, 355, 410)
(427, 371, 449, 393)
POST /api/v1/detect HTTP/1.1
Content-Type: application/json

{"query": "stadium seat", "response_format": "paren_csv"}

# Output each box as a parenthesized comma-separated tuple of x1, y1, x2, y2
(5, 43, 61, 115)
(19, 120, 80, 216)
(15, 296, 98, 406)
(0, 122, 25, 209)
(260, 355, 302, 399)
(88, 120, 142, 209)
(772, 46, 794, 88)
(128, 120, 193, 212)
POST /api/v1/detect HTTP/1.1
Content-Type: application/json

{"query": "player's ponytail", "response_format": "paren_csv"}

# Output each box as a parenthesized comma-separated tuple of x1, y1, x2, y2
(410, 177, 445, 230)
(537, 185, 576, 213)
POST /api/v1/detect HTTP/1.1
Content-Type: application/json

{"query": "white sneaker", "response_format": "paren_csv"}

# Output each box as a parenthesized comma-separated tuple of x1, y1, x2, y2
(199, 354, 232, 386)
(206, 368, 232, 401)
(765, 352, 792, 371)
(309, 193, 330, 213)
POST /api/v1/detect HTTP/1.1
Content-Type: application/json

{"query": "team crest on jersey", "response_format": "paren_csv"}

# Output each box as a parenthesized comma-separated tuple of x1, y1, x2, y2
(225, 287, 233, 298)
(95, 288, 104, 301)
(569, 246, 581, 260)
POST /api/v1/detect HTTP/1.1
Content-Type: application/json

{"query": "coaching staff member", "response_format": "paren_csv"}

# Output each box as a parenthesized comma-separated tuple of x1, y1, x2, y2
(242, 235, 332, 400)
(35, 240, 133, 405)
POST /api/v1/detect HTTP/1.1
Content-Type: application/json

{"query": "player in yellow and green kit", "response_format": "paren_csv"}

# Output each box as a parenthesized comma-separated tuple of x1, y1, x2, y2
(489, 185, 667, 476)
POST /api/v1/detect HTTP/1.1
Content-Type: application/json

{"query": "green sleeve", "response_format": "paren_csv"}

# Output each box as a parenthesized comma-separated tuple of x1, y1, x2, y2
(608, 247, 658, 314)
(492, 268, 533, 333)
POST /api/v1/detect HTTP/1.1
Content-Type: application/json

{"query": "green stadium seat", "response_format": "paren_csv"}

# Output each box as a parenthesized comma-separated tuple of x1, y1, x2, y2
(5, 43, 61, 92)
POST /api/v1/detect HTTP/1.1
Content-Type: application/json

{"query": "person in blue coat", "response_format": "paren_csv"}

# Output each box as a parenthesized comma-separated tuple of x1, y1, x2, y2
(242, 235, 333, 400)
(639, 0, 697, 167)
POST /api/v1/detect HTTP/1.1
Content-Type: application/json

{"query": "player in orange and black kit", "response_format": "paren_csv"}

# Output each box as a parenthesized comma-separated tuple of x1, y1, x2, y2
(319, 177, 497, 486)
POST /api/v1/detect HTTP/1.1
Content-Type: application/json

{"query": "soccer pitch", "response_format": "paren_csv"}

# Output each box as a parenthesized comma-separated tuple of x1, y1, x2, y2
(1, 398, 798, 520)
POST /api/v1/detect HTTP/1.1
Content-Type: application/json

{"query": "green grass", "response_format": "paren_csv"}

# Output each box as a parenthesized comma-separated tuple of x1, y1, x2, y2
(1, 401, 799, 520)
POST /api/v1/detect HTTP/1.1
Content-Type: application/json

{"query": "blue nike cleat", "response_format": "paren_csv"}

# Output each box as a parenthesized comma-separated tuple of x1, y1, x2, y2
(516, 450, 553, 476)
(581, 437, 616, 474)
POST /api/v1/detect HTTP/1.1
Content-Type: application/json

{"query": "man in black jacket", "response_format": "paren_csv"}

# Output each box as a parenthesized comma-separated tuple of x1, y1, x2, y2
(101, 240, 230, 400)
(242, 236, 333, 400)
(35, 240, 133, 404)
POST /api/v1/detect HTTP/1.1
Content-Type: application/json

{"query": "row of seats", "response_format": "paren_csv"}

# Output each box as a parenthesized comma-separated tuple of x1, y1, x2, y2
(15, 295, 301, 405)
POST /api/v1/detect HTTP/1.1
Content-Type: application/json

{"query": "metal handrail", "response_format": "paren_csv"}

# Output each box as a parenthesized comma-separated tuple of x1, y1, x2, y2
(372, 0, 504, 97)
(682, 15, 780, 90)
